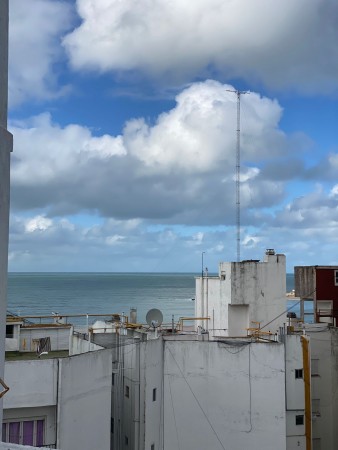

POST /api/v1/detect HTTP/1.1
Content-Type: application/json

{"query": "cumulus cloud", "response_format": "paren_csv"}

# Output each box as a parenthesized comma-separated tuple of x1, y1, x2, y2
(63, 0, 338, 93)
(272, 185, 338, 230)
(10, 81, 291, 225)
(9, 0, 73, 107)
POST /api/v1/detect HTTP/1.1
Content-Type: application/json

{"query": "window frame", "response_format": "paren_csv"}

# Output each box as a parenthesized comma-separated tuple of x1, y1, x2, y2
(295, 369, 303, 379)
(2, 418, 45, 446)
(334, 270, 338, 286)
(295, 415, 304, 426)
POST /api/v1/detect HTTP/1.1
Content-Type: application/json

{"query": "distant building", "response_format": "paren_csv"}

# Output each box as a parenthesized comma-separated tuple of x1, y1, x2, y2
(295, 265, 338, 325)
(195, 249, 286, 337)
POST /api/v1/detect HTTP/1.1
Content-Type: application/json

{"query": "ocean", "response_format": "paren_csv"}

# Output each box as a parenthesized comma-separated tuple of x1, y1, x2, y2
(7, 272, 297, 326)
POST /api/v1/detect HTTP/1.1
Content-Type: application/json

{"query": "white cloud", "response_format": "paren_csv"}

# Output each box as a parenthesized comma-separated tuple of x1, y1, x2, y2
(25, 215, 53, 233)
(63, 0, 338, 93)
(9, 0, 73, 107)
(10, 81, 289, 224)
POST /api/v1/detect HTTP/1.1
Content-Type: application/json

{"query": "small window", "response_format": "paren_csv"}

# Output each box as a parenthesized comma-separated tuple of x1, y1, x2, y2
(296, 415, 304, 425)
(334, 270, 338, 286)
(111, 418, 114, 434)
(112, 373, 115, 386)
(125, 435, 129, 445)
(295, 369, 303, 379)
(152, 388, 157, 402)
(151, 445, 155, 450)
(6, 325, 14, 339)
(125, 385, 130, 398)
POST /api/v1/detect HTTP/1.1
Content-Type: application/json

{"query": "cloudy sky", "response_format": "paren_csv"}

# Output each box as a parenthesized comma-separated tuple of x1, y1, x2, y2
(8, 0, 338, 273)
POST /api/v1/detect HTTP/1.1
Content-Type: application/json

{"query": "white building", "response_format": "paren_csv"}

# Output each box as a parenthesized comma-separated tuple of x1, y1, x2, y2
(3, 318, 112, 449)
(0, 0, 13, 432)
(195, 250, 286, 337)
(304, 324, 338, 450)
(107, 328, 308, 450)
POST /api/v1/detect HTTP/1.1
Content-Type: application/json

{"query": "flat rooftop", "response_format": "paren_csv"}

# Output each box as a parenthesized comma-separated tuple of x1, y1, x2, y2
(5, 350, 69, 361)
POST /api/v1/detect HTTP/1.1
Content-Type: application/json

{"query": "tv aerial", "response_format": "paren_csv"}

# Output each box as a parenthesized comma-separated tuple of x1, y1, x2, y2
(146, 309, 163, 337)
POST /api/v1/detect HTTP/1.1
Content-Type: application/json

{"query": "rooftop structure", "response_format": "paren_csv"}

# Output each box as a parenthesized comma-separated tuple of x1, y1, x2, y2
(195, 249, 286, 337)
(295, 265, 338, 325)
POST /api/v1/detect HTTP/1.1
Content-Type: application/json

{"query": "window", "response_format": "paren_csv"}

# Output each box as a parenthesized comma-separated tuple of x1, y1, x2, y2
(125, 435, 129, 445)
(152, 388, 157, 402)
(334, 270, 338, 286)
(295, 369, 303, 379)
(111, 418, 114, 434)
(112, 373, 115, 386)
(295, 415, 304, 425)
(2, 419, 45, 446)
(125, 385, 130, 398)
(6, 325, 14, 339)
(151, 444, 155, 450)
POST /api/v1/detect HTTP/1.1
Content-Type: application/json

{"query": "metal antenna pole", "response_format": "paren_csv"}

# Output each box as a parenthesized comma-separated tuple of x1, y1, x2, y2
(236, 91, 241, 263)
(226, 89, 248, 262)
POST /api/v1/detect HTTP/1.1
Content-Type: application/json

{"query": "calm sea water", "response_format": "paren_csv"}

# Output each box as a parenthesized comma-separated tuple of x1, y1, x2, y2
(7, 272, 296, 325)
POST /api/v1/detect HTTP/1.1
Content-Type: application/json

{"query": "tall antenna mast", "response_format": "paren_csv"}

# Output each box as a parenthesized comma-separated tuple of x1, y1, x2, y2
(226, 89, 248, 262)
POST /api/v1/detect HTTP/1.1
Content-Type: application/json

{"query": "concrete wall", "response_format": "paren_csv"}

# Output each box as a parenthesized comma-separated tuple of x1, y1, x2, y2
(284, 335, 306, 449)
(70, 333, 104, 355)
(294, 266, 315, 299)
(0, 0, 12, 432)
(20, 326, 71, 352)
(58, 349, 112, 450)
(4, 349, 113, 450)
(142, 339, 163, 450)
(163, 339, 286, 450)
(4, 360, 58, 409)
(196, 252, 286, 337)
(306, 325, 338, 450)
(285, 335, 305, 410)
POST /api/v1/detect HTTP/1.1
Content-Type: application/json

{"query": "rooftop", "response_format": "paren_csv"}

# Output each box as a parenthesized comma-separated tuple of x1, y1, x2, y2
(5, 350, 69, 361)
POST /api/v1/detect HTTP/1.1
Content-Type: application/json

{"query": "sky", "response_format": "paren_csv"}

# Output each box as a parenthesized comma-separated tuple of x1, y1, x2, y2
(7, 0, 338, 273)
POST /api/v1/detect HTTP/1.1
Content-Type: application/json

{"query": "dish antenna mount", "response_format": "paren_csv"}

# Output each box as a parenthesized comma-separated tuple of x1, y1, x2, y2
(146, 309, 163, 337)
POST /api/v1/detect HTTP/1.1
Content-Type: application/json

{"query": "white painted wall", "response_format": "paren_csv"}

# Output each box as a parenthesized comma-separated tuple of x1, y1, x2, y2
(4, 349, 113, 450)
(70, 332, 104, 355)
(306, 324, 338, 450)
(5, 338, 19, 352)
(4, 360, 58, 409)
(20, 326, 71, 352)
(285, 335, 305, 410)
(58, 349, 112, 450)
(0, 0, 12, 433)
(163, 339, 287, 450)
(196, 252, 286, 337)
(142, 339, 163, 450)
(284, 334, 306, 449)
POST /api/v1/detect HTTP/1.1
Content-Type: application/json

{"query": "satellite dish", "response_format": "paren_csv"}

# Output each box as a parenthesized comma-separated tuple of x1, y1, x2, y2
(146, 308, 163, 328)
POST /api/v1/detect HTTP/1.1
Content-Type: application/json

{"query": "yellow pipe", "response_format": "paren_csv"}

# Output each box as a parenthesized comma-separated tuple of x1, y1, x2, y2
(301, 335, 312, 450)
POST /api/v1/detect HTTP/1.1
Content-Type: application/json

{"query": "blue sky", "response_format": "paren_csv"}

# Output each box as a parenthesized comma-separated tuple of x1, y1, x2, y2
(7, 0, 338, 273)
